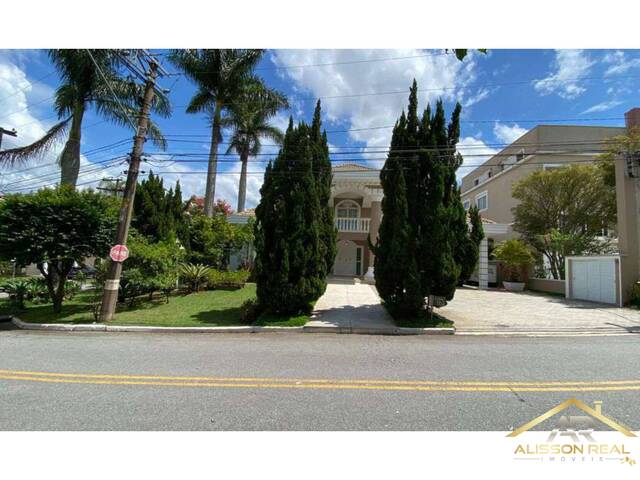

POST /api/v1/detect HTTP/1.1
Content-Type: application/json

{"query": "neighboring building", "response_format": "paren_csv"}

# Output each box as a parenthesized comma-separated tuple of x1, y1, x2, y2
(460, 124, 626, 242)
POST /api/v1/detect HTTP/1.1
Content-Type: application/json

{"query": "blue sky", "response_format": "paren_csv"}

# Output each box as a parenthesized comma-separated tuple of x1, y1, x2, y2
(1, 49, 640, 209)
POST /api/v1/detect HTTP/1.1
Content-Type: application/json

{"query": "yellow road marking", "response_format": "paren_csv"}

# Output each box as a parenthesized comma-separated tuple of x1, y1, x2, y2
(1, 369, 640, 392)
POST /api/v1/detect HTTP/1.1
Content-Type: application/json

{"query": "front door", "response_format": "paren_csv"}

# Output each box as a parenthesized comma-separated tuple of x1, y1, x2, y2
(333, 240, 358, 276)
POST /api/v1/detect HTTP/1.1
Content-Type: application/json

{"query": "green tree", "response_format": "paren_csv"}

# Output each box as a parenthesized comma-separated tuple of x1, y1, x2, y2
(224, 83, 288, 212)
(597, 126, 640, 187)
(0, 50, 170, 186)
(254, 119, 326, 315)
(512, 165, 617, 279)
(373, 81, 481, 318)
(132, 172, 187, 244)
(185, 213, 247, 268)
(119, 231, 185, 304)
(169, 49, 267, 217)
(0, 186, 118, 312)
(310, 100, 337, 280)
(372, 148, 422, 317)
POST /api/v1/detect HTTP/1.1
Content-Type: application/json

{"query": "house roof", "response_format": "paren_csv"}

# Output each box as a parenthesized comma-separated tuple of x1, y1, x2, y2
(332, 163, 377, 171)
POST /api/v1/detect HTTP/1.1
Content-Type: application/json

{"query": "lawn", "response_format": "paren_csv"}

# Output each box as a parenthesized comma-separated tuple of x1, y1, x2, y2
(254, 312, 310, 327)
(0, 284, 259, 327)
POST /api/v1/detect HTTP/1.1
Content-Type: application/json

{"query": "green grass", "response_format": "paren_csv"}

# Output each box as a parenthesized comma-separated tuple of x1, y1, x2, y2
(254, 312, 310, 327)
(393, 314, 454, 329)
(0, 284, 257, 327)
(382, 304, 454, 328)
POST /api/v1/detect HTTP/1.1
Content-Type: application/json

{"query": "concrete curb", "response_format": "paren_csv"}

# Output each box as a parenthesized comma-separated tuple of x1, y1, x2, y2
(11, 317, 303, 334)
(10, 316, 452, 335)
(303, 326, 455, 335)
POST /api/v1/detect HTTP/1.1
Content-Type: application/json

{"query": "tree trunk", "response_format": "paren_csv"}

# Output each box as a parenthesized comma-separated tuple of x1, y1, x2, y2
(237, 149, 249, 212)
(59, 102, 85, 187)
(204, 103, 222, 218)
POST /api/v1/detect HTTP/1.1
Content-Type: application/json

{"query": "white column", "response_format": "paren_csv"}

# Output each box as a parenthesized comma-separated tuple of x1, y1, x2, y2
(478, 237, 489, 290)
(364, 200, 382, 284)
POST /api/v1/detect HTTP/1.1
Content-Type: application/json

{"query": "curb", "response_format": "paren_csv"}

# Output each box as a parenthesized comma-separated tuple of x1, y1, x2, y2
(302, 326, 454, 335)
(11, 317, 303, 334)
(10, 316, 453, 335)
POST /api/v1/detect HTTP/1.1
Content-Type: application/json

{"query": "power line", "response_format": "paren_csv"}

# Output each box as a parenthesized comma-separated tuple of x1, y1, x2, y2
(0, 69, 57, 105)
(86, 49, 138, 131)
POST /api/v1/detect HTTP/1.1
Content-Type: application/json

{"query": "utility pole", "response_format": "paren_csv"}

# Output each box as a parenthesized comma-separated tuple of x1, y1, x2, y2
(97, 177, 124, 197)
(98, 60, 159, 322)
(0, 127, 17, 150)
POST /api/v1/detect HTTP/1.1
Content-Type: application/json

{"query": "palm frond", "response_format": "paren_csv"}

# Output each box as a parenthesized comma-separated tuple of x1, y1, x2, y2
(147, 121, 168, 150)
(0, 118, 70, 168)
(186, 88, 215, 114)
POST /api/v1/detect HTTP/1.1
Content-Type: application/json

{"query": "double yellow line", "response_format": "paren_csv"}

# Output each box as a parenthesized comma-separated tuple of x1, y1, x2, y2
(2, 369, 640, 392)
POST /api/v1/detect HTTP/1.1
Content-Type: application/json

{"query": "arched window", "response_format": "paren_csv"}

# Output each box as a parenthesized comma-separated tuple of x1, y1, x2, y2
(335, 200, 360, 218)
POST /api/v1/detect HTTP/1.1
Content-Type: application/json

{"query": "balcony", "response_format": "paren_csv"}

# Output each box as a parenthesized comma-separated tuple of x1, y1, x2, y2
(335, 217, 370, 233)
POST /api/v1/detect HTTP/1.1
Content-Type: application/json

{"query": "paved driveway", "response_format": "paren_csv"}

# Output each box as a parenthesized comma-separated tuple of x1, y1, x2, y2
(439, 287, 640, 335)
(305, 277, 396, 333)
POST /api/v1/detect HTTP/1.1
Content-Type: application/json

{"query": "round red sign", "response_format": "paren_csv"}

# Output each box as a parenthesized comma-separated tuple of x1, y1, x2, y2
(109, 244, 129, 263)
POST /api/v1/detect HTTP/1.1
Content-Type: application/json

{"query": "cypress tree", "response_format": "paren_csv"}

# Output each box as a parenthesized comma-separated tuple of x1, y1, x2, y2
(375, 81, 484, 318)
(254, 118, 326, 315)
(310, 100, 337, 279)
(373, 122, 422, 316)
(133, 172, 187, 244)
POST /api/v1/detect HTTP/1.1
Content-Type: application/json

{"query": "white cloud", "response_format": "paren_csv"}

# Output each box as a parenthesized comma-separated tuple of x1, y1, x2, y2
(533, 50, 594, 99)
(456, 136, 497, 181)
(603, 50, 640, 76)
(271, 49, 484, 154)
(581, 100, 623, 114)
(493, 122, 527, 144)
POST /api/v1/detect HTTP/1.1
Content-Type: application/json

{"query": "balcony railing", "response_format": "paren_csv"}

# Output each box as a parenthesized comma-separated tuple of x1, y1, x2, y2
(335, 217, 370, 233)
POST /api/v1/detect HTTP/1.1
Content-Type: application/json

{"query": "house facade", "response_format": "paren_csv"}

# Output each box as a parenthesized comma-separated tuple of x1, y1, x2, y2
(330, 164, 383, 281)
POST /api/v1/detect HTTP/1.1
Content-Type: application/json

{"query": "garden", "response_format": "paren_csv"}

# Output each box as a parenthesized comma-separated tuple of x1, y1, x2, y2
(0, 178, 308, 328)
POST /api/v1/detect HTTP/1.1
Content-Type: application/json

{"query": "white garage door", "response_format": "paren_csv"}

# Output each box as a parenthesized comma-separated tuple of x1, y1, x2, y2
(570, 259, 617, 305)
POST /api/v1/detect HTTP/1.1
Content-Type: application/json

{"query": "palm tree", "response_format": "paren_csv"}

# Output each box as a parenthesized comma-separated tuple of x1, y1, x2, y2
(224, 84, 288, 212)
(0, 50, 170, 187)
(169, 49, 268, 217)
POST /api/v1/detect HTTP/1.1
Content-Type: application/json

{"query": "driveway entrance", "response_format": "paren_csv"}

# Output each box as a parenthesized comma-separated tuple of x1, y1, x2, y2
(439, 287, 640, 335)
(305, 277, 396, 333)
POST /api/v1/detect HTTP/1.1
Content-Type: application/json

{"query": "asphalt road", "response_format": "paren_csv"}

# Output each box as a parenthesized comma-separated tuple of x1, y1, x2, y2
(0, 326, 639, 430)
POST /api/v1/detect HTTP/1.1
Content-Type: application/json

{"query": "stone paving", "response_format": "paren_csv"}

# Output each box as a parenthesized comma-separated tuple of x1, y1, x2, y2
(305, 277, 397, 333)
(439, 287, 640, 334)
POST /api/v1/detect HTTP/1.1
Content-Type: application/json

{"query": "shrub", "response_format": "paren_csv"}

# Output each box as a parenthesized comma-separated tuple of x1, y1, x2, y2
(239, 298, 261, 324)
(25, 278, 50, 304)
(206, 269, 250, 290)
(179, 263, 211, 293)
(64, 280, 80, 300)
(630, 282, 640, 309)
(0, 279, 31, 310)
(119, 232, 184, 304)
(493, 239, 535, 283)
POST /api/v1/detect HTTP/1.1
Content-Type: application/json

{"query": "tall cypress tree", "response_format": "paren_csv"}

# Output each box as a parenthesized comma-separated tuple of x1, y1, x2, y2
(254, 118, 326, 315)
(373, 121, 422, 316)
(375, 81, 483, 318)
(133, 172, 186, 244)
(310, 100, 337, 279)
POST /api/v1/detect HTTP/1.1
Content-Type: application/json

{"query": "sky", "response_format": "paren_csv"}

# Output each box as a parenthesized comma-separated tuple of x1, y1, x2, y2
(1, 49, 640, 210)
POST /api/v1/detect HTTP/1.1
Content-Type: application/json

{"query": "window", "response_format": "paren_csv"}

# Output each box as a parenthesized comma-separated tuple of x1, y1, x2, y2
(463, 200, 470, 211)
(336, 200, 360, 218)
(516, 148, 526, 162)
(476, 192, 488, 211)
(474, 178, 479, 186)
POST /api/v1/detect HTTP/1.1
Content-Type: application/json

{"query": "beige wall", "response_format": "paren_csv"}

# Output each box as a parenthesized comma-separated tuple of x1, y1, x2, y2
(615, 110, 640, 303)
(460, 125, 625, 227)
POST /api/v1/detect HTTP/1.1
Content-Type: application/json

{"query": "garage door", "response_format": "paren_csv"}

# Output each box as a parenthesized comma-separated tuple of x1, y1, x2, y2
(570, 259, 617, 305)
